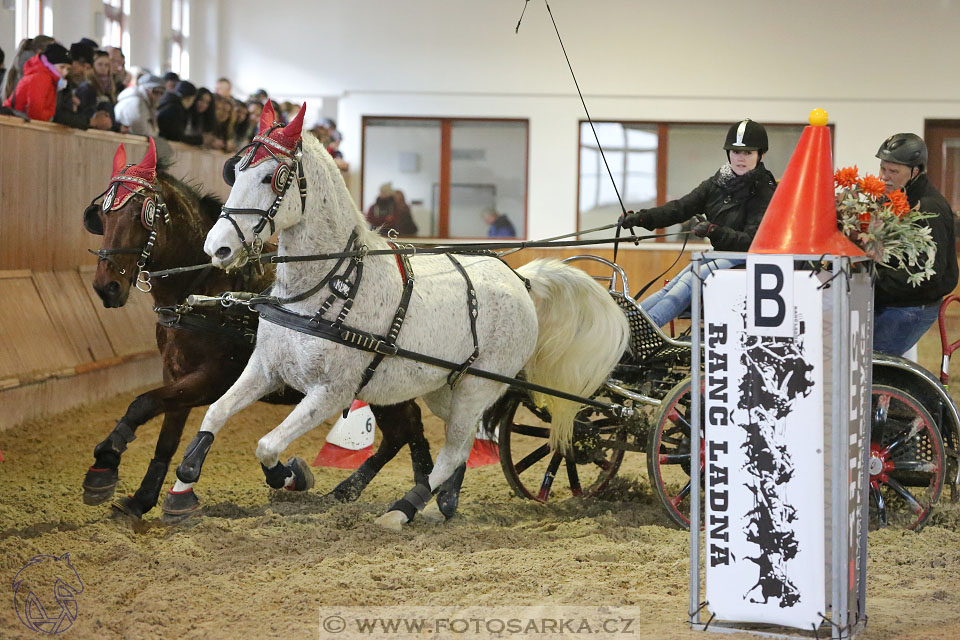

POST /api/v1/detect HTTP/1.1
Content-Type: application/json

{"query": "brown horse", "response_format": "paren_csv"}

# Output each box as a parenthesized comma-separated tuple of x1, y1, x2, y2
(80, 139, 433, 520)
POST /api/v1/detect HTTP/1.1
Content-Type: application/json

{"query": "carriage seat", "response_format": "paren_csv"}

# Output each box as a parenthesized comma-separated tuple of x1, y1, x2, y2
(610, 291, 690, 365)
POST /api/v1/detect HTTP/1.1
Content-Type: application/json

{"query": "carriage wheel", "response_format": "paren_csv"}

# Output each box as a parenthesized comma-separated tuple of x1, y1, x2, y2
(870, 384, 945, 530)
(647, 378, 703, 529)
(488, 391, 626, 502)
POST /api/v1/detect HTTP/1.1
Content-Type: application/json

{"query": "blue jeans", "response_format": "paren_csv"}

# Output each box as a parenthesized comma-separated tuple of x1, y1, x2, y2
(641, 258, 744, 327)
(873, 303, 940, 357)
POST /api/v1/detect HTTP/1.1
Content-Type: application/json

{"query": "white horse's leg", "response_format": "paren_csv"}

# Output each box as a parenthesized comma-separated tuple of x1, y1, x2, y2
(376, 383, 499, 530)
(163, 359, 279, 519)
(256, 387, 348, 491)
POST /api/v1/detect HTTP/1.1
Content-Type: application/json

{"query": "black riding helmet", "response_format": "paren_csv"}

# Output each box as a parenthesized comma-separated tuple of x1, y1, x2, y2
(723, 119, 768, 161)
(876, 133, 927, 172)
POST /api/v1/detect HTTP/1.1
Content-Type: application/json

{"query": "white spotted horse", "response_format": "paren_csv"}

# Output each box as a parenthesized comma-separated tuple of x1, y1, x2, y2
(80, 138, 434, 521)
(169, 101, 631, 528)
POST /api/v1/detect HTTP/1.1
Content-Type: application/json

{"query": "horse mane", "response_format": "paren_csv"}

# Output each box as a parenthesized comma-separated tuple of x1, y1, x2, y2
(155, 171, 224, 236)
(300, 133, 383, 249)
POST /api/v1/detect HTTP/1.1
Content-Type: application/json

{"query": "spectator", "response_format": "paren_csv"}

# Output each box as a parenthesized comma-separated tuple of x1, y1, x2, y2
(75, 50, 119, 131)
(54, 41, 98, 129)
(158, 80, 201, 144)
(3, 43, 71, 121)
(115, 72, 165, 137)
(366, 183, 418, 236)
(163, 71, 179, 93)
(251, 88, 269, 104)
(0, 45, 5, 98)
(105, 46, 128, 93)
(209, 93, 237, 151)
(233, 99, 262, 147)
(873, 133, 959, 356)
(215, 77, 232, 99)
(185, 87, 215, 145)
(483, 209, 517, 237)
(67, 42, 94, 86)
(77, 37, 99, 49)
(3, 36, 55, 103)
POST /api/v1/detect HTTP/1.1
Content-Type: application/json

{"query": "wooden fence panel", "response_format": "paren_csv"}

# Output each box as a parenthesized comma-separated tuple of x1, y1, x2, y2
(0, 273, 79, 380)
(32, 270, 115, 363)
(0, 117, 230, 271)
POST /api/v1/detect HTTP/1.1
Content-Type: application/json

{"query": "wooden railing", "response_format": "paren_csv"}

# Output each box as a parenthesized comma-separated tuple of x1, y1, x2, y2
(0, 117, 234, 429)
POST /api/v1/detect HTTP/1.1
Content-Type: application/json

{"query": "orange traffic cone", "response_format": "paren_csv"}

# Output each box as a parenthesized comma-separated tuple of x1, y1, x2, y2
(312, 399, 375, 468)
(467, 426, 500, 468)
(750, 108, 864, 257)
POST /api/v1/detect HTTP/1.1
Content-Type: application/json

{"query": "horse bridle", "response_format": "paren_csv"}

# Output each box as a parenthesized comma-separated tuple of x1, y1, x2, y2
(83, 171, 170, 292)
(219, 127, 308, 265)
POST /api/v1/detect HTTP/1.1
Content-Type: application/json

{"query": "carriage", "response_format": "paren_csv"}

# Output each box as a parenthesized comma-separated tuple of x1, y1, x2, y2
(483, 255, 960, 531)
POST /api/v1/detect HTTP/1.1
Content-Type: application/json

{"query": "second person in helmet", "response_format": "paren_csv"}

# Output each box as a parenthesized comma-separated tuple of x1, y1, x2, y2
(620, 118, 777, 328)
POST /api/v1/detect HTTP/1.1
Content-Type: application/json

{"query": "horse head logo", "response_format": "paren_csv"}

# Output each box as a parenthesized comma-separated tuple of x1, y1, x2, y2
(12, 553, 84, 634)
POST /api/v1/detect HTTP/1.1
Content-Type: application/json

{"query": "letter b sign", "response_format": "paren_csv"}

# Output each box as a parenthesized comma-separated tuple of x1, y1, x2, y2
(747, 255, 794, 337)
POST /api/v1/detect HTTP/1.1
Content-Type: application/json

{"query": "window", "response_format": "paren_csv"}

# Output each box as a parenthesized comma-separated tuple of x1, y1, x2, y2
(578, 121, 809, 240)
(102, 0, 130, 55)
(169, 0, 190, 78)
(362, 117, 529, 239)
(25, 0, 52, 38)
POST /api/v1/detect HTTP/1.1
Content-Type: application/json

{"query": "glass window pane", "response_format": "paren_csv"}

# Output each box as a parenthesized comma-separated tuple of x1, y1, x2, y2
(624, 125, 657, 150)
(448, 120, 527, 238)
(578, 123, 659, 236)
(122, 0, 130, 14)
(180, 50, 189, 80)
(172, 0, 181, 30)
(581, 121, 626, 151)
(182, 0, 190, 37)
(362, 119, 441, 238)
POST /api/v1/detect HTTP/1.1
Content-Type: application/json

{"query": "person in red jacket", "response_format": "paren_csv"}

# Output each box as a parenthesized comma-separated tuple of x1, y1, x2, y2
(3, 43, 71, 121)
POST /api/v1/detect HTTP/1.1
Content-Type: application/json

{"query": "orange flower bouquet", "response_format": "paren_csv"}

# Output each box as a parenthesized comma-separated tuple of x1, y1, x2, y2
(834, 165, 936, 285)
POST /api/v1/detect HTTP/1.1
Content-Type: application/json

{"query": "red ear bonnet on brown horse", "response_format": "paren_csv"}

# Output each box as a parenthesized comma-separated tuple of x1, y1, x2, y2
(84, 138, 160, 234)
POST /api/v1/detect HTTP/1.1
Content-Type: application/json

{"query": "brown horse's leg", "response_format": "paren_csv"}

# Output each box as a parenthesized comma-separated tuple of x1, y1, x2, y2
(83, 368, 231, 510)
(329, 400, 429, 502)
(112, 408, 190, 518)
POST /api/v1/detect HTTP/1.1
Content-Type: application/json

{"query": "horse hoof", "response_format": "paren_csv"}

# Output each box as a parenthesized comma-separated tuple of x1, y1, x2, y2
(161, 488, 200, 524)
(329, 482, 361, 503)
(82, 467, 118, 505)
(374, 510, 408, 531)
(436, 490, 461, 520)
(284, 457, 315, 492)
(110, 495, 145, 520)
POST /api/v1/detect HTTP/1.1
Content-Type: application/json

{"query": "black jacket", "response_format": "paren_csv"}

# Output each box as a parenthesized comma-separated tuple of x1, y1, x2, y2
(875, 175, 958, 307)
(157, 91, 202, 145)
(642, 163, 777, 251)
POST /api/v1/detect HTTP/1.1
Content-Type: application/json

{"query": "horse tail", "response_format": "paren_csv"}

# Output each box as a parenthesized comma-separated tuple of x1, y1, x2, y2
(516, 259, 630, 452)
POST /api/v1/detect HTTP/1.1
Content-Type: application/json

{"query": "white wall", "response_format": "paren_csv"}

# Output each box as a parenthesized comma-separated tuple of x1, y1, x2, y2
(8, 0, 960, 239)
(210, 0, 960, 239)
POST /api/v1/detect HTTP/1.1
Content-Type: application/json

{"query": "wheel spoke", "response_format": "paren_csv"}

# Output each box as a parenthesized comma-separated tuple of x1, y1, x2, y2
(881, 418, 924, 458)
(870, 481, 887, 527)
(892, 460, 937, 473)
(512, 423, 551, 439)
(565, 457, 582, 497)
(884, 476, 925, 516)
(537, 452, 564, 501)
(670, 480, 692, 507)
(659, 453, 689, 465)
(515, 444, 550, 474)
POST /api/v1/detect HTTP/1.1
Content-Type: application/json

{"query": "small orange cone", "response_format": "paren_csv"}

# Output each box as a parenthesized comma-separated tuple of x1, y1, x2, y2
(467, 426, 499, 468)
(750, 108, 864, 257)
(312, 399, 375, 468)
